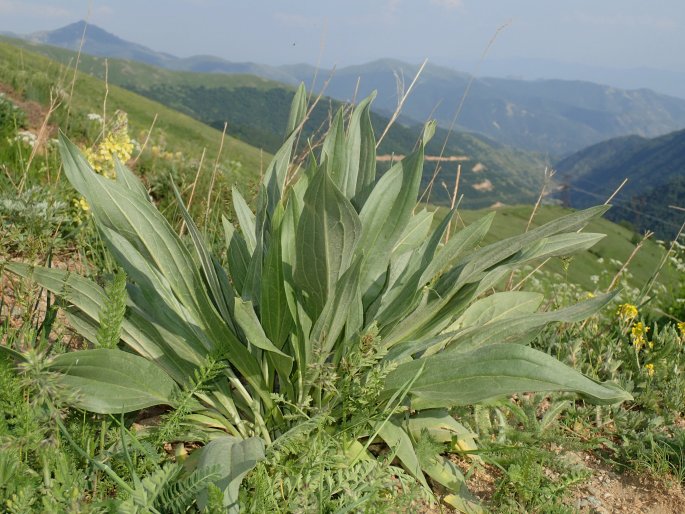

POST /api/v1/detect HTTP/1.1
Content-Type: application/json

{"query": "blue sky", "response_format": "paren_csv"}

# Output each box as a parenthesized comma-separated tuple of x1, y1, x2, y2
(1, 0, 684, 72)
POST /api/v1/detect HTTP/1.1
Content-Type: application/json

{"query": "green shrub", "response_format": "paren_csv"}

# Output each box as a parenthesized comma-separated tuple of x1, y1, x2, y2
(5, 87, 631, 512)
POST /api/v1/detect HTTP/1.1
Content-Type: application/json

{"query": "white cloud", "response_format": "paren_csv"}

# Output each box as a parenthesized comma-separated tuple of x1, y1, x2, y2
(0, 0, 71, 17)
(273, 12, 322, 28)
(430, 0, 463, 10)
(570, 12, 676, 31)
(95, 5, 114, 17)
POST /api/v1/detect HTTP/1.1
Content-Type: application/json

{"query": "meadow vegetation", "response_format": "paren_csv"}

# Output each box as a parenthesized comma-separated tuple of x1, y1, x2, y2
(0, 42, 683, 514)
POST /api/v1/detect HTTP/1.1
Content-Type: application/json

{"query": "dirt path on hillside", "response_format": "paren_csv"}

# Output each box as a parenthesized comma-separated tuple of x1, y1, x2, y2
(0, 83, 52, 131)
(456, 451, 685, 513)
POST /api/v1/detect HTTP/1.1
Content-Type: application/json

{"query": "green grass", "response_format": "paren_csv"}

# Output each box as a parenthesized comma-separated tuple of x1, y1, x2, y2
(2, 35, 550, 210)
(0, 39, 270, 194)
(0, 33, 683, 514)
(456, 204, 678, 293)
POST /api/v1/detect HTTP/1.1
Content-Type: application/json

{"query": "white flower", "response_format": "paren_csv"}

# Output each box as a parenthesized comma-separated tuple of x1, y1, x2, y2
(14, 130, 37, 147)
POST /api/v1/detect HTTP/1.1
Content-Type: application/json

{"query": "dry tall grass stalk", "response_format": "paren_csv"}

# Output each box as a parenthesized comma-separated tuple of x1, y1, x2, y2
(65, 12, 89, 126)
(131, 113, 158, 164)
(444, 164, 462, 243)
(21, 92, 61, 191)
(420, 20, 511, 204)
(180, 148, 206, 236)
(513, 176, 627, 291)
(606, 231, 653, 293)
(376, 59, 428, 148)
(638, 217, 685, 307)
(204, 122, 229, 228)
(101, 58, 109, 139)
(505, 168, 554, 289)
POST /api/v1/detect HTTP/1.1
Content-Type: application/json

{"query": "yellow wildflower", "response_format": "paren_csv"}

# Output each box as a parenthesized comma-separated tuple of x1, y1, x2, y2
(644, 363, 655, 377)
(631, 321, 649, 338)
(678, 321, 685, 339)
(617, 303, 638, 321)
(632, 336, 646, 351)
(631, 322, 650, 351)
(83, 110, 134, 179)
(585, 292, 596, 299)
(74, 197, 90, 212)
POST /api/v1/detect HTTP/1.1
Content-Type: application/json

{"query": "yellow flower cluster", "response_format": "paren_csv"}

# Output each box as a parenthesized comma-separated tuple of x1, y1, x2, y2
(644, 363, 655, 377)
(72, 197, 91, 224)
(73, 197, 90, 212)
(83, 111, 134, 179)
(678, 321, 685, 340)
(631, 321, 650, 351)
(150, 145, 183, 161)
(616, 303, 638, 321)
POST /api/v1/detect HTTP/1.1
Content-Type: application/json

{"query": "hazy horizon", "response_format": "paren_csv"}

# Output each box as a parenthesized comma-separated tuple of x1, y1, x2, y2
(0, 1, 682, 68)
(2, 1, 685, 97)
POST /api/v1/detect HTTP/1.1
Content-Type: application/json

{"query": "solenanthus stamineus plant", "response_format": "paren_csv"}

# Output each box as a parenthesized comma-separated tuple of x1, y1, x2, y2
(4, 86, 631, 512)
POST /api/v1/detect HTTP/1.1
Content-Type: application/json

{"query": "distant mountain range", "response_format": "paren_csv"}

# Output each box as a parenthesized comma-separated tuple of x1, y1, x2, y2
(450, 57, 685, 102)
(15, 21, 685, 156)
(555, 129, 685, 239)
(0, 35, 548, 209)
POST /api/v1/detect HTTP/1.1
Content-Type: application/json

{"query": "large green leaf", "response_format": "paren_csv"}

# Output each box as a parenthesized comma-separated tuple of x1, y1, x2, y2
(285, 83, 307, 137)
(356, 141, 425, 305)
(222, 216, 250, 296)
(415, 451, 482, 513)
(383, 343, 632, 410)
(232, 187, 257, 255)
(310, 255, 364, 362)
(173, 182, 236, 332)
(233, 298, 291, 361)
(47, 349, 179, 414)
(380, 213, 494, 347)
(344, 92, 377, 209)
(5, 262, 204, 384)
(195, 436, 265, 513)
(407, 409, 478, 452)
(444, 291, 617, 353)
(392, 209, 434, 257)
(260, 203, 294, 349)
(448, 291, 544, 331)
(454, 205, 609, 285)
(293, 165, 362, 318)
(59, 135, 213, 333)
(321, 108, 347, 191)
(376, 417, 429, 490)
(59, 136, 269, 404)
(373, 207, 455, 327)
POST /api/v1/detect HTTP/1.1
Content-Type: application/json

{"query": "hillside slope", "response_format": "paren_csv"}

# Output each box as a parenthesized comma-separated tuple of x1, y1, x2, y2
(19, 21, 685, 156)
(285, 59, 685, 156)
(555, 129, 685, 239)
(0, 40, 270, 214)
(458, 205, 679, 293)
(2, 36, 549, 209)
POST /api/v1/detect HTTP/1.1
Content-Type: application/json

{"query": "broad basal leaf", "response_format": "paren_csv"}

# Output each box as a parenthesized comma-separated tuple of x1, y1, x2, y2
(48, 349, 180, 414)
(195, 436, 265, 513)
(294, 165, 361, 317)
(383, 343, 632, 410)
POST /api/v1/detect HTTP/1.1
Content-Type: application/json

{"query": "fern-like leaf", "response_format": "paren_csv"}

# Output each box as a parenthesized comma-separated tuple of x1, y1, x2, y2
(96, 269, 127, 348)
(119, 463, 180, 514)
(157, 465, 220, 514)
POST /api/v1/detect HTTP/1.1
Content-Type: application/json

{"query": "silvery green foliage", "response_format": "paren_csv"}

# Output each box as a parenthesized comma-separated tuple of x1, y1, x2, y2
(7, 85, 630, 510)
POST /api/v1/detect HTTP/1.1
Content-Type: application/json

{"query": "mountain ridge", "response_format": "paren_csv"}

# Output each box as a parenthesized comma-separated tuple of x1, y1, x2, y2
(555, 128, 685, 239)
(13, 21, 685, 156)
(0, 35, 549, 209)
